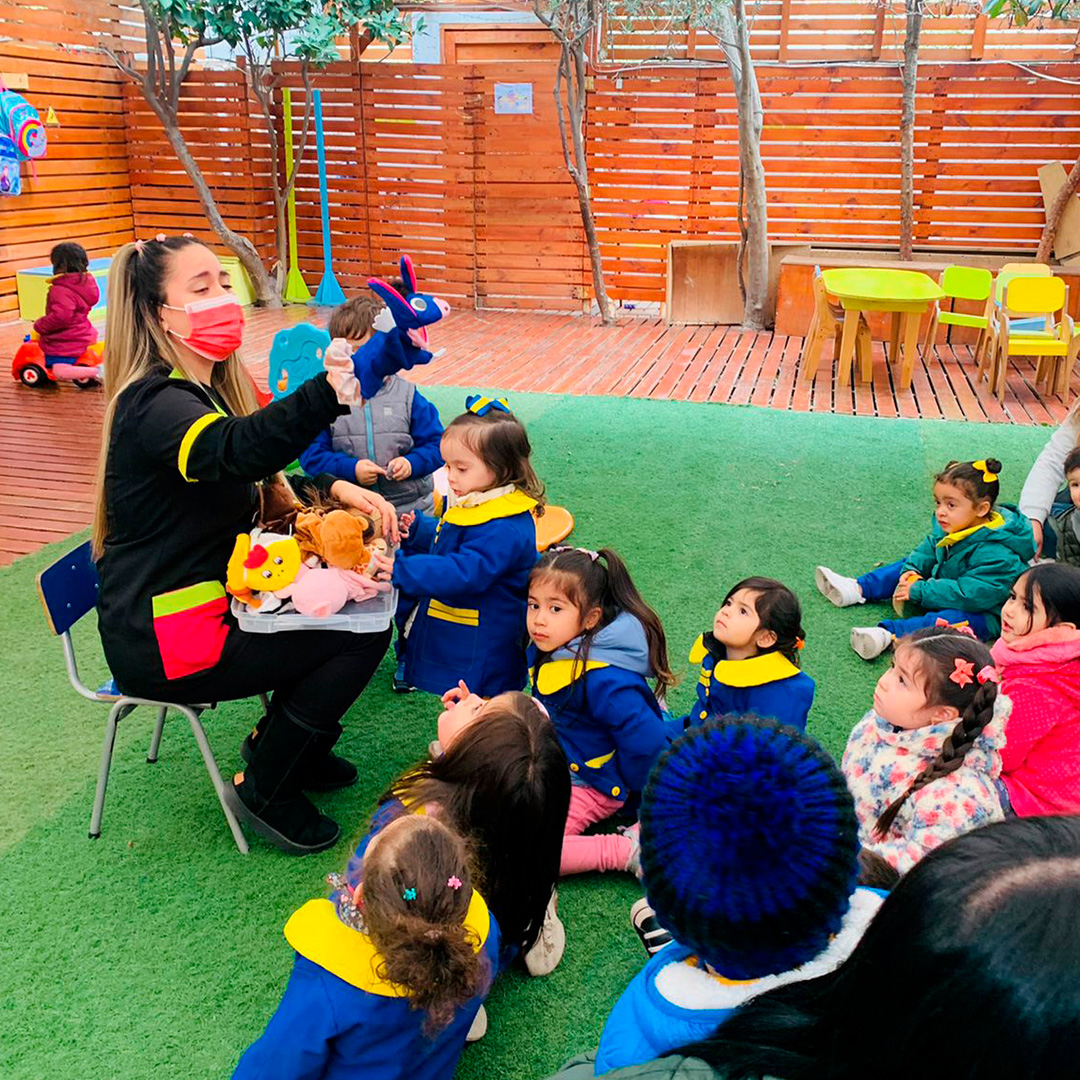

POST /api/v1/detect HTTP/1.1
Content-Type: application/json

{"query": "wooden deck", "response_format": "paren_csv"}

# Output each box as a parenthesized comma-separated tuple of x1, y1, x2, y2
(1, 306, 1073, 566)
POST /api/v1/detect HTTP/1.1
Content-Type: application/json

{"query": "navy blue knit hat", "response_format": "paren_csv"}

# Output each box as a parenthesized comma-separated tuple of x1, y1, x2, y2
(639, 714, 859, 980)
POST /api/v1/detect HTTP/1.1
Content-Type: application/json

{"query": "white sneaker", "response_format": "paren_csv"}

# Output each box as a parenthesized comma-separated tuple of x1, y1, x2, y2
(816, 566, 865, 607)
(620, 822, 642, 879)
(851, 626, 893, 660)
(466, 1004, 487, 1042)
(523, 890, 565, 977)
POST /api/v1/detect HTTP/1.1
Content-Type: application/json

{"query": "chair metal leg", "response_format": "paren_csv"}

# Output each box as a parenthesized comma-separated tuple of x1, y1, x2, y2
(147, 706, 167, 763)
(89, 701, 131, 839)
(180, 705, 249, 854)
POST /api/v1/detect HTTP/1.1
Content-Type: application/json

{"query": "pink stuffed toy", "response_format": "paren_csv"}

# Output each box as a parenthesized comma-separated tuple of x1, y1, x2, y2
(289, 565, 390, 619)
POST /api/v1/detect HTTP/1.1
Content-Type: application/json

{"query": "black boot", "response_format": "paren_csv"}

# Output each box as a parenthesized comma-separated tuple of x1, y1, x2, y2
(224, 708, 341, 855)
(240, 722, 357, 792)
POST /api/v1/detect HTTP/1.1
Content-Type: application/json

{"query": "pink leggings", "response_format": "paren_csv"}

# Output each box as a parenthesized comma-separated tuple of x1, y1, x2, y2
(560, 785, 633, 875)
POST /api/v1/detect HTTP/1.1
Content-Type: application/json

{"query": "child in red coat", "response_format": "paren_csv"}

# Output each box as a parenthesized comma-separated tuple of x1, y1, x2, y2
(994, 563, 1080, 816)
(33, 242, 99, 363)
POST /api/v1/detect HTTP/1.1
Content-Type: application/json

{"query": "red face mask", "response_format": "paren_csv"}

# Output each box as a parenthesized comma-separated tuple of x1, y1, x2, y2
(165, 294, 245, 361)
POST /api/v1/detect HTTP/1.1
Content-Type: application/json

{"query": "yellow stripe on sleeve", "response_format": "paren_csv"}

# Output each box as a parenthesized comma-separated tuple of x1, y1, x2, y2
(177, 413, 224, 482)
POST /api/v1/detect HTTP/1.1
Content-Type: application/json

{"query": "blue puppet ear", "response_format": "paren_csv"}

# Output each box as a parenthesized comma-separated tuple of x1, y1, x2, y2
(399, 254, 418, 296)
(368, 277, 416, 328)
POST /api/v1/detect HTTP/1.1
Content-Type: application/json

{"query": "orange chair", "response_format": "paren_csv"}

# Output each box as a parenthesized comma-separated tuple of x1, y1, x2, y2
(800, 267, 872, 382)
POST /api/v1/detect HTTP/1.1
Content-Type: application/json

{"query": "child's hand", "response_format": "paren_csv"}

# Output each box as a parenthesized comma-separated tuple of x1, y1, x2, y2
(441, 680, 473, 708)
(324, 337, 362, 405)
(894, 576, 917, 602)
(368, 550, 394, 583)
(386, 456, 413, 481)
(355, 458, 386, 486)
(399, 511, 415, 538)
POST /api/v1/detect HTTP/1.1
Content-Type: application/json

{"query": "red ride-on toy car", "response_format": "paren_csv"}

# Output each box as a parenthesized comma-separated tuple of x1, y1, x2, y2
(12, 335, 103, 389)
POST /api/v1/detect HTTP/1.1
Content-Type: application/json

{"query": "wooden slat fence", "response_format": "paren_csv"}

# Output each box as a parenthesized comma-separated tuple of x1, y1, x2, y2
(599, 2, 1080, 64)
(588, 62, 1080, 303)
(0, 44, 134, 319)
(0, 0, 141, 52)
(123, 69, 275, 263)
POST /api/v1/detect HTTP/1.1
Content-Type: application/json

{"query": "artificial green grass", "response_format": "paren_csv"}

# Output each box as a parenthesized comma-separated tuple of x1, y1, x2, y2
(0, 389, 1051, 1079)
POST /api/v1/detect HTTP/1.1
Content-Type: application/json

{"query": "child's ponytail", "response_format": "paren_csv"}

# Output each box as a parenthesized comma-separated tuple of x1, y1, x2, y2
(598, 548, 675, 694)
(352, 816, 490, 1035)
(874, 629, 1000, 839)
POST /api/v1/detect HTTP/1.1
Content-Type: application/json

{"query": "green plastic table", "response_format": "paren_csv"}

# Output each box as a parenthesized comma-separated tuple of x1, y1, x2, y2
(820, 268, 945, 389)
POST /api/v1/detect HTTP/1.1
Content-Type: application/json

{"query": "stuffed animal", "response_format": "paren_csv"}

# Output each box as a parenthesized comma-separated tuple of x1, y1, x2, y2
(349, 254, 450, 400)
(294, 507, 384, 571)
(289, 566, 390, 618)
(227, 531, 303, 612)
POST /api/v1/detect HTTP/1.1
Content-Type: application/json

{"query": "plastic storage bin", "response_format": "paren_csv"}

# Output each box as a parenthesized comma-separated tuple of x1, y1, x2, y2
(232, 587, 398, 634)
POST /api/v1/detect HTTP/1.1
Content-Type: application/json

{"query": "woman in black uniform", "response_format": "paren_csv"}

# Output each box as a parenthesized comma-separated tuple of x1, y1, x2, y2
(93, 235, 396, 855)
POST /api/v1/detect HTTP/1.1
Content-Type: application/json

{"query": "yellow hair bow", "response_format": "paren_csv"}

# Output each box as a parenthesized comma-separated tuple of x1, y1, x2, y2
(972, 459, 998, 483)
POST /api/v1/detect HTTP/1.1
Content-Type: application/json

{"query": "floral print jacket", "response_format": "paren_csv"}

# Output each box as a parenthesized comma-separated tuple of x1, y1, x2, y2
(841, 698, 1008, 874)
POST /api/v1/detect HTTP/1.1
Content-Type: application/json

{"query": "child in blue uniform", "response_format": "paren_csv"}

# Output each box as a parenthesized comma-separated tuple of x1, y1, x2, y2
(595, 716, 882, 1075)
(680, 577, 814, 732)
(528, 546, 675, 876)
(233, 814, 499, 1080)
(389, 395, 544, 697)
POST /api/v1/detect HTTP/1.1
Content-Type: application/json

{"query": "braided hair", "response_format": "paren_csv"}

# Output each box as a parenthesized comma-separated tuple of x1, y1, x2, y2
(874, 627, 999, 839)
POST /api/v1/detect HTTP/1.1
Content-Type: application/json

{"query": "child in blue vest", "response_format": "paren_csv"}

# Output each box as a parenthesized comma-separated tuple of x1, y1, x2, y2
(594, 716, 883, 1075)
(300, 295, 444, 514)
(680, 577, 814, 732)
(528, 546, 676, 876)
(232, 813, 499, 1080)
(300, 294, 444, 691)
(816, 458, 1035, 660)
(388, 395, 543, 697)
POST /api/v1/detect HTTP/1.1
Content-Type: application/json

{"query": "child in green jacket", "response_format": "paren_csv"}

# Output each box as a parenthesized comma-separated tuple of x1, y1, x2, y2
(815, 458, 1035, 660)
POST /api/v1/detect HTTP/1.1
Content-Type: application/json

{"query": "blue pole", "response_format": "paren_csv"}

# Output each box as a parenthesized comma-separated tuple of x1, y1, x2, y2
(312, 88, 346, 307)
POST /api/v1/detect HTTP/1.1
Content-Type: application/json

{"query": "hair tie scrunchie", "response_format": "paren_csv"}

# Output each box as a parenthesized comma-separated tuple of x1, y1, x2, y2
(466, 394, 510, 416)
(977, 665, 1000, 685)
(972, 459, 998, 483)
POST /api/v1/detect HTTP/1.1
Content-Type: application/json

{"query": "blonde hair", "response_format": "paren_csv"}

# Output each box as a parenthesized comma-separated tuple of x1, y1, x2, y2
(91, 238, 259, 558)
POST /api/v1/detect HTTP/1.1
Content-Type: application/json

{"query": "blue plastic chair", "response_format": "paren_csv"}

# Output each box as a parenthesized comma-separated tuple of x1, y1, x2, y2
(36, 542, 264, 853)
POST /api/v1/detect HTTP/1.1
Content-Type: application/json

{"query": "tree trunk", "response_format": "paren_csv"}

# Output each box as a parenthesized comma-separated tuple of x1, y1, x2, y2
(717, 2, 769, 330)
(1037, 151, 1080, 263)
(160, 114, 279, 306)
(553, 41, 615, 325)
(898, 0, 922, 261)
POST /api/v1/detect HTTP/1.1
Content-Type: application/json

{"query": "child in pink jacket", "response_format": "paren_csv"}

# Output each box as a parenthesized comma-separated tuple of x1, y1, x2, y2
(994, 563, 1080, 816)
(33, 242, 98, 362)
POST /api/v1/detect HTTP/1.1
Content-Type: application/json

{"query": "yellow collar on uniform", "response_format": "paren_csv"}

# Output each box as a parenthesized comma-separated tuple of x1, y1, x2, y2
(535, 658, 609, 695)
(712, 651, 800, 688)
(688, 633, 710, 665)
(284, 891, 490, 998)
(442, 489, 537, 527)
(936, 511, 1004, 549)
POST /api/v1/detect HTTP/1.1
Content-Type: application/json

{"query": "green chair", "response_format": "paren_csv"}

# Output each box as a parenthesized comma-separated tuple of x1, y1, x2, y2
(924, 266, 993, 356)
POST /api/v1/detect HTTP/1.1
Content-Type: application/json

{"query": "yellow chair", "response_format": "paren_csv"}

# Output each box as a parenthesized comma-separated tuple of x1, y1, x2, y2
(924, 266, 993, 355)
(977, 265, 1055, 381)
(987, 277, 1080, 402)
(800, 267, 872, 382)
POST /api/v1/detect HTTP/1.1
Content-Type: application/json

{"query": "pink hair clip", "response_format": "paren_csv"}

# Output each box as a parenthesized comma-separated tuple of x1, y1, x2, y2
(977, 665, 1000, 685)
(950, 658, 975, 687)
(447, 875, 463, 891)
(154, 232, 167, 242)
(935, 618, 976, 639)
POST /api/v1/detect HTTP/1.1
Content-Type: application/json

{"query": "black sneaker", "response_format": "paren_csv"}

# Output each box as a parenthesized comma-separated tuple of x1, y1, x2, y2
(630, 897, 674, 956)
(223, 775, 340, 855)
(392, 659, 416, 694)
(240, 732, 358, 792)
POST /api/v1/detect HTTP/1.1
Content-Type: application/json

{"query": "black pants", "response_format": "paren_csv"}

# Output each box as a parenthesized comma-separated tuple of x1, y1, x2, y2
(123, 624, 392, 800)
